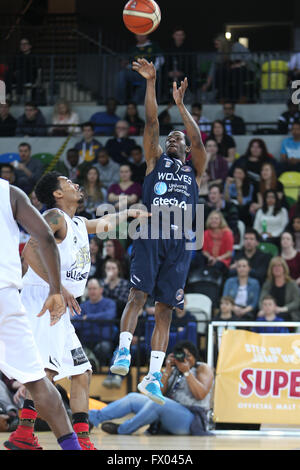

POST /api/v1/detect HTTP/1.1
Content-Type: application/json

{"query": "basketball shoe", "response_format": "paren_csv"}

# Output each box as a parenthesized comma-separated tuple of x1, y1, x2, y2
(4, 431, 43, 450)
(110, 347, 131, 376)
(137, 372, 165, 406)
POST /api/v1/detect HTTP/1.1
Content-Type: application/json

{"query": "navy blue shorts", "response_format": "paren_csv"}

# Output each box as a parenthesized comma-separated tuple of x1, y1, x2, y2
(129, 237, 193, 310)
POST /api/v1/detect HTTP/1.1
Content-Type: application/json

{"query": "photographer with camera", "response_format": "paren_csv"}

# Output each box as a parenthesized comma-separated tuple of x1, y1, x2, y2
(89, 341, 214, 436)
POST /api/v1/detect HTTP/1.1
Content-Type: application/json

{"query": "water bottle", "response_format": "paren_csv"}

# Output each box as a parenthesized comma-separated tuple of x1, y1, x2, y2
(262, 220, 268, 240)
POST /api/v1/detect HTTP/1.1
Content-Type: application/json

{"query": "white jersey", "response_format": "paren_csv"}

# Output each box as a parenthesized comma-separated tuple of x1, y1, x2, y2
(23, 210, 91, 298)
(0, 178, 22, 290)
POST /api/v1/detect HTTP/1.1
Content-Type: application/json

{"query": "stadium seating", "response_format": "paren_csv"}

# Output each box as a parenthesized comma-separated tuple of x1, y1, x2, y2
(185, 294, 212, 335)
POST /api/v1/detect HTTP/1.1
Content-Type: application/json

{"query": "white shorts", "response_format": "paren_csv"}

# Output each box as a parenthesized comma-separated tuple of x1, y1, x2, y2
(21, 284, 92, 381)
(0, 287, 46, 384)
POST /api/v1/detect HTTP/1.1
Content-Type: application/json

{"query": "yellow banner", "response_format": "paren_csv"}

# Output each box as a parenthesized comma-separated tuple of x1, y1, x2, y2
(214, 329, 300, 424)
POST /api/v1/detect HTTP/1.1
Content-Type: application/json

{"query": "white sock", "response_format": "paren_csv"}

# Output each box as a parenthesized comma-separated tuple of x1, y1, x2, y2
(119, 332, 133, 352)
(149, 351, 165, 376)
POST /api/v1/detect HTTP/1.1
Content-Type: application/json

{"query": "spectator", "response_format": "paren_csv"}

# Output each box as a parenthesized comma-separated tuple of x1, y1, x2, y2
(102, 259, 130, 318)
(191, 103, 211, 134)
(258, 257, 300, 321)
(124, 102, 144, 136)
(158, 104, 174, 135)
(253, 190, 289, 246)
(13, 38, 38, 102)
(54, 148, 88, 183)
(230, 138, 276, 183)
(0, 102, 17, 136)
(103, 239, 129, 280)
(205, 184, 239, 242)
(201, 210, 234, 276)
(289, 194, 300, 220)
(278, 99, 300, 135)
(205, 138, 229, 187)
(129, 145, 147, 185)
(280, 232, 300, 286)
(93, 148, 120, 190)
(171, 306, 197, 334)
(229, 228, 272, 285)
(224, 165, 256, 226)
(83, 166, 107, 216)
(105, 120, 137, 165)
(89, 341, 214, 436)
(89, 238, 104, 280)
(214, 296, 239, 322)
(250, 162, 285, 216)
(90, 98, 120, 136)
(0, 372, 26, 432)
(286, 216, 300, 251)
(0, 163, 16, 185)
(198, 171, 210, 199)
(13, 142, 44, 194)
(50, 99, 81, 136)
(222, 102, 246, 135)
(76, 199, 92, 220)
(16, 102, 47, 137)
(222, 258, 260, 320)
(74, 122, 103, 164)
(288, 51, 300, 83)
(280, 121, 300, 171)
(252, 296, 290, 334)
(208, 120, 236, 163)
(108, 164, 142, 210)
(30, 190, 45, 214)
(72, 279, 117, 368)
(117, 34, 164, 104)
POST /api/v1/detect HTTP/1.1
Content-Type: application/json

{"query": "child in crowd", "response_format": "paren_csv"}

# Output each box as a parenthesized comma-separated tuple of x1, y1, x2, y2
(252, 296, 289, 334)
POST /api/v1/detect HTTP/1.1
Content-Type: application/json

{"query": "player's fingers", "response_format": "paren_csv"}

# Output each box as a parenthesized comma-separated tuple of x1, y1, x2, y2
(71, 298, 81, 316)
(173, 81, 177, 91)
(37, 303, 48, 318)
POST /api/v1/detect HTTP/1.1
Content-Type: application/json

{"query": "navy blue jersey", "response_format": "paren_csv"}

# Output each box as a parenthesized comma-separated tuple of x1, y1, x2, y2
(142, 153, 199, 237)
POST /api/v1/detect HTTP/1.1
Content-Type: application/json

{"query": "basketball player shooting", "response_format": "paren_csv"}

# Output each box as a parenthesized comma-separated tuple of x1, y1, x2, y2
(110, 58, 207, 405)
(5, 174, 149, 451)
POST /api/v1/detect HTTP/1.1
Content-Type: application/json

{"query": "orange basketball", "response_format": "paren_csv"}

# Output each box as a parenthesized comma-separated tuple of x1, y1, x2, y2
(123, 0, 161, 35)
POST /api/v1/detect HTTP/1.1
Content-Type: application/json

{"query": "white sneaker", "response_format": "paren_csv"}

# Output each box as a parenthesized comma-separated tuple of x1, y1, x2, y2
(137, 372, 165, 406)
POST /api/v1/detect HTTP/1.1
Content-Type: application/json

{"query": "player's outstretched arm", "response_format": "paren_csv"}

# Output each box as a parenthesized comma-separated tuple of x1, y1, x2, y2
(132, 58, 163, 174)
(173, 79, 207, 187)
(83, 208, 151, 235)
(10, 187, 66, 325)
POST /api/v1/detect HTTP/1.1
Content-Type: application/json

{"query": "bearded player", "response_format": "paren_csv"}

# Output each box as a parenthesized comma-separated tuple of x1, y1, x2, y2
(109, 58, 207, 405)
(5, 173, 149, 450)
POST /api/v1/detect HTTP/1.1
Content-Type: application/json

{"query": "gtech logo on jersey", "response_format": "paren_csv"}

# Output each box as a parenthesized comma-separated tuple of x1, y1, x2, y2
(154, 182, 168, 196)
(158, 172, 192, 185)
(153, 197, 187, 210)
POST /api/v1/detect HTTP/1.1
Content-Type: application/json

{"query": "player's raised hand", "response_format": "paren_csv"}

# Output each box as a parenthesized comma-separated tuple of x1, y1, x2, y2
(132, 58, 156, 80)
(173, 78, 188, 106)
(37, 293, 66, 326)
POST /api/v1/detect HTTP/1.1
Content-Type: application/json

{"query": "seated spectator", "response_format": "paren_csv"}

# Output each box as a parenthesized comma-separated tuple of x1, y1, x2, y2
(89, 238, 104, 279)
(222, 258, 260, 320)
(74, 122, 103, 164)
(252, 296, 290, 334)
(129, 145, 147, 185)
(93, 148, 120, 190)
(205, 139, 229, 187)
(171, 306, 197, 334)
(105, 120, 136, 165)
(103, 239, 129, 280)
(214, 296, 239, 322)
(229, 138, 276, 184)
(224, 165, 256, 226)
(280, 232, 300, 286)
(278, 99, 300, 135)
(76, 199, 92, 220)
(204, 184, 239, 242)
(117, 34, 164, 105)
(102, 259, 130, 318)
(72, 278, 117, 368)
(0, 372, 26, 432)
(0, 102, 17, 136)
(89, 341, 214, 436)
(280, 121, 300, 171)
(253, 190, 289, 246)
(201, 210, 234, 275)
(198, 171, 210, 199)
(288, 51, 300, 83)
(108, 164, 142, 210)
(158, 104, 174, 135)
(191, 103, 211, 134)
(13, 142, 44, 194)
(0, 163, 16, 185)
(13, 38, 38, 102)
(55, 148, 88, 183)
(250, 162, 285, 216)
(208, 120, 236, 163)
(258, 257, 300, 321)
(16, 102, 47, 137)
(124, 102, 144, 136)
(50, 99, 80, 136)
(222, 102, 246, 135)
(229, 228, 272, 285)
(286, 216, 300, 251)
(90, 98, 120, 136)
(83, 166, 107, 216)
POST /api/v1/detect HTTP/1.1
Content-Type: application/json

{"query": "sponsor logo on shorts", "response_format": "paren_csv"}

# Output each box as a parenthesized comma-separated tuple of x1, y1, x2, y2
(175, 289, 184, 302)
(154, 182, 168, 196)
(71, 347, 89, 367)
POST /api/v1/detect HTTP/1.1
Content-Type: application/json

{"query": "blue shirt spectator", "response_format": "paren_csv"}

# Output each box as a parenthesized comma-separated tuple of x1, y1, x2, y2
(280, 122, 300, 164)
(90, 98, 120, 136)
(252, 295, 289, 334)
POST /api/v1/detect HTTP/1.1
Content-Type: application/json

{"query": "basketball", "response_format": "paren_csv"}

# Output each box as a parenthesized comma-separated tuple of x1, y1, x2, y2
(123, 0, 161, 35)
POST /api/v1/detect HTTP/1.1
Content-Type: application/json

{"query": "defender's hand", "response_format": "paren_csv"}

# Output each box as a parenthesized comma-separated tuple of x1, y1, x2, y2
(132, 58, 156, 80)
(37, 293, 66, 326)
(173, 78, 188, 106)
